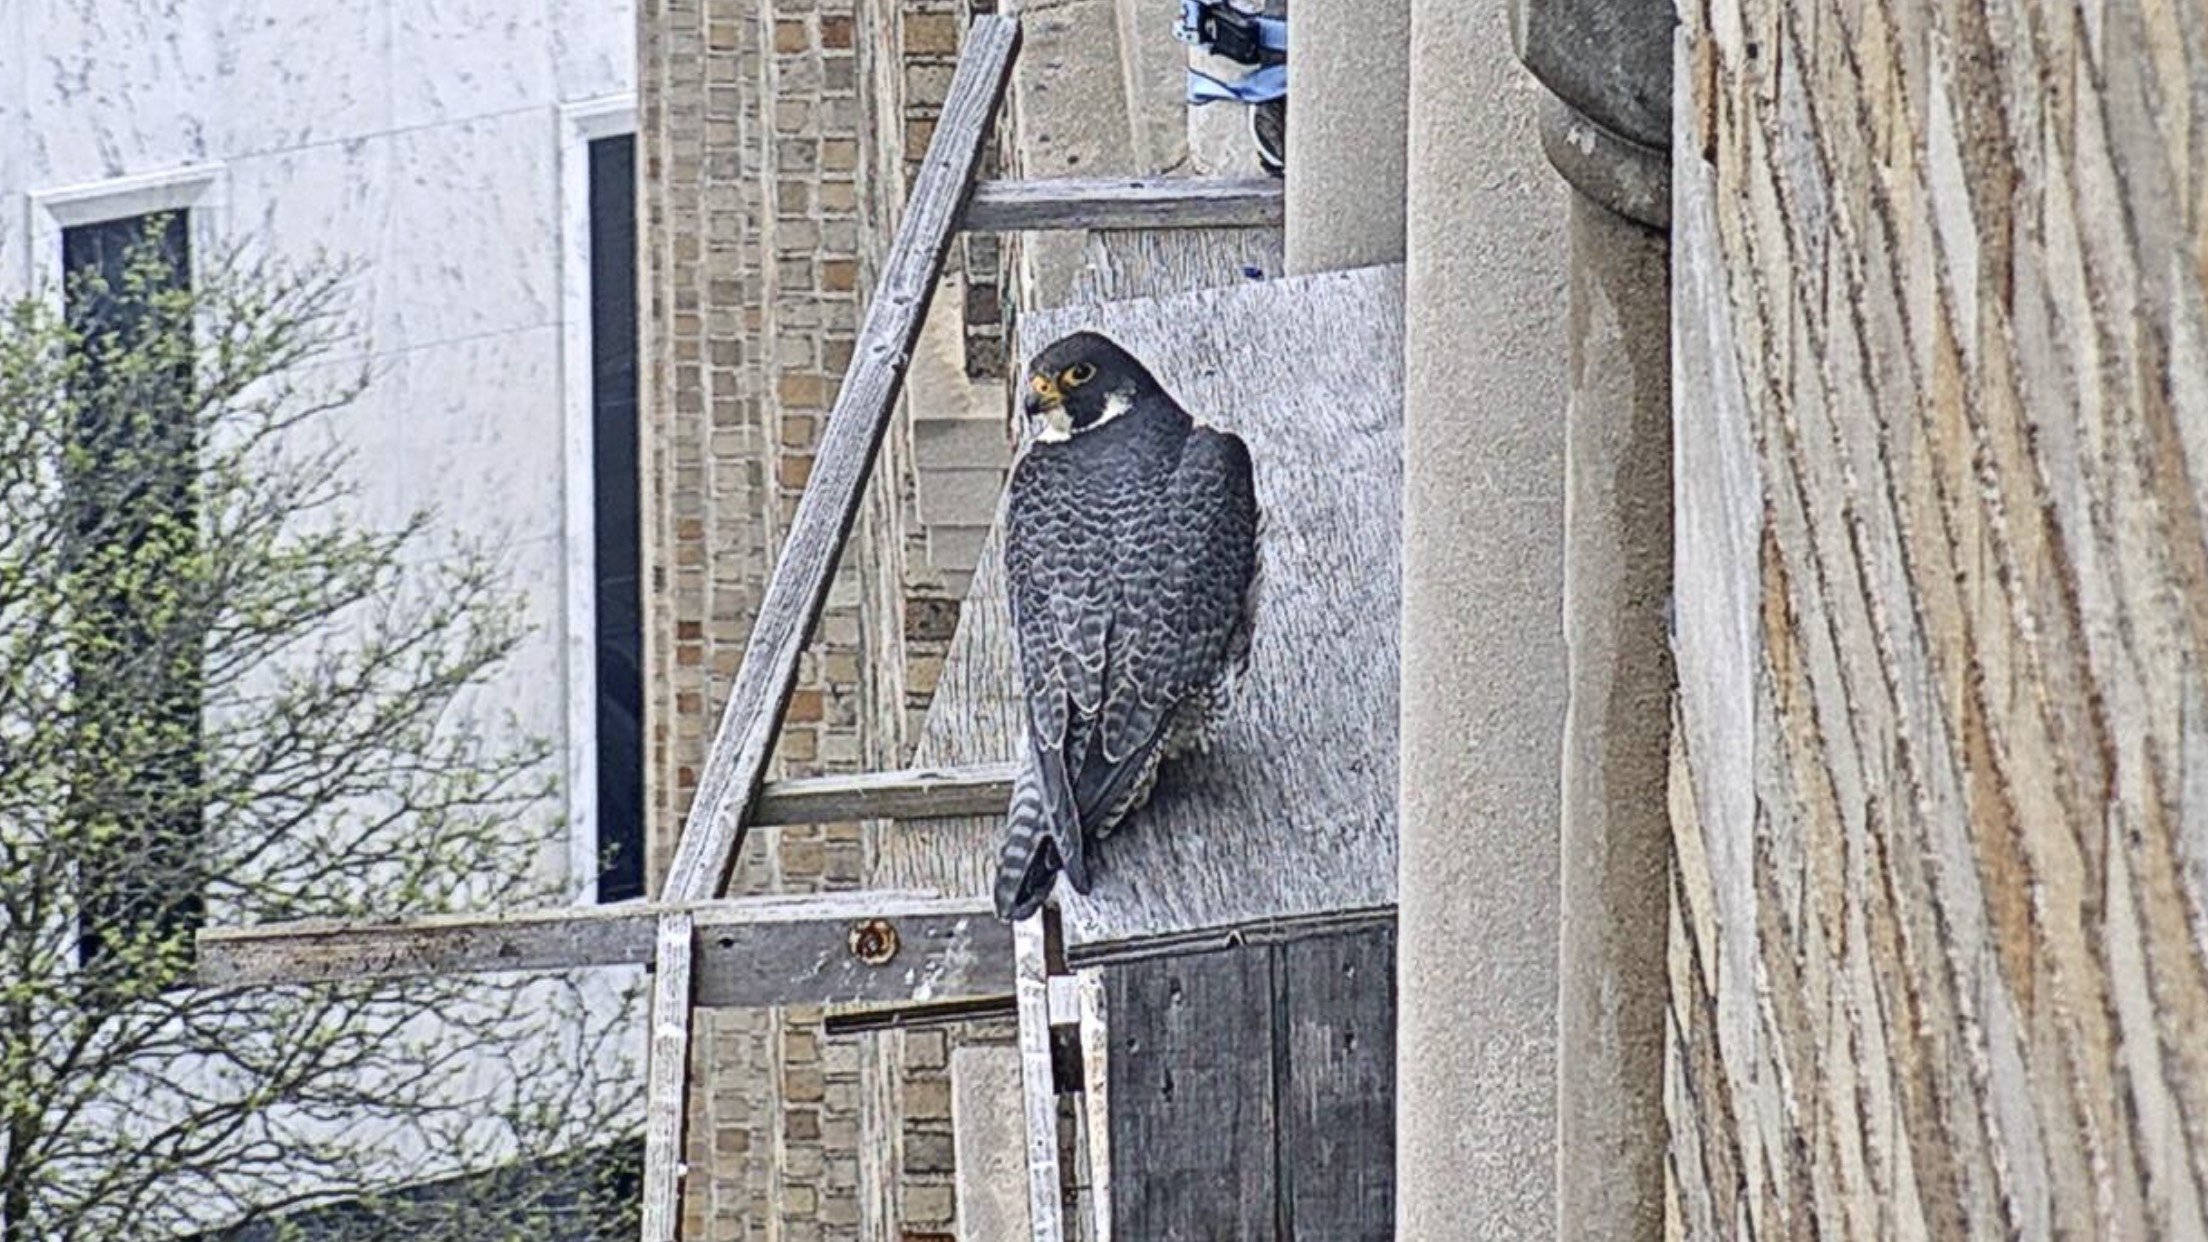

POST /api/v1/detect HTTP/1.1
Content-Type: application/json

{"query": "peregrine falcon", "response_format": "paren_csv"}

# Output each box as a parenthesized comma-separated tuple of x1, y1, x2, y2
(991, 331, 1261, 922)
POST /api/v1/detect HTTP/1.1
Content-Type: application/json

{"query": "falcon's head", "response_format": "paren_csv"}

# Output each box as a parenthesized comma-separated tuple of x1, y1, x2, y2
(1022, 332, 1161, 439)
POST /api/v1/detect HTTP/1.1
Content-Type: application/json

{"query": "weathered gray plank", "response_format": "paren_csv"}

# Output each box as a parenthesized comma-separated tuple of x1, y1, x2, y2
(196, 903, 660, 987)
(960, 177, 1283, 232)
(1015, 917, 1067, 1242)
(196, 893, 1013, 1007)
(1105, 948, 1278, 1239)
(691, 897, 1010, 1008)
(661, 14, 1019, 905)
(1069, 226, 1286, 302)
(1076, 969, 1113, 1242)
(639, 913, 694, 1242)
(1010, 265, 1404, 956)
(821, 993, 1017, 1036)
(751, 762, 1018, 826)
(1279, 928, 1396, 1241)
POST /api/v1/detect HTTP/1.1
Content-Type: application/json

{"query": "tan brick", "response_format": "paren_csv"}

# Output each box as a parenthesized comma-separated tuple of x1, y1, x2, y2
(784, 1065, 827, 1104)
(904, 1077, 951, 1118)
(904, 1184, 954, 1225)
(907, 1031, 948, 1069)
(905, 12, 960, 54)
(773, 18, 809, 53)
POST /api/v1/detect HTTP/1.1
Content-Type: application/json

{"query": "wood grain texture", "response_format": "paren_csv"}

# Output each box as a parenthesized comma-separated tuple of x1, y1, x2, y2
(1104, 948, 1277, 1239)
(1075, 969, 1113, 1242)
(749, 762, 1019, 826)
(1017, 264, 1404, 956)
(639, 913, 694, 1242)
(690, 896, 1011, 1008)
(198, 894, 1012, 1007)
(1069, 226, 1287, 302)
(1277, 929, 1395, 1241)
(1014, 917, 1066, 1242)
(661, 14, 1018, 905)
(1670, 3, 2208, 1236)
(197, 903, 661, 986)
(960, 177, 1283, 232)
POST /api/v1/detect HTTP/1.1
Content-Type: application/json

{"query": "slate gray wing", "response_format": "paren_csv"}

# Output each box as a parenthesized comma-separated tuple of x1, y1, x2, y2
(1078, 425, 1258, 817)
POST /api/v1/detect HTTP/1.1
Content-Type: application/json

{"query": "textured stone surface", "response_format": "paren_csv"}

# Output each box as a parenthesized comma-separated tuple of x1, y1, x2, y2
(1669, 1, 2208, 1235)
(1396, 0, 1570, 1235)
(1285, 0, 1410, 273)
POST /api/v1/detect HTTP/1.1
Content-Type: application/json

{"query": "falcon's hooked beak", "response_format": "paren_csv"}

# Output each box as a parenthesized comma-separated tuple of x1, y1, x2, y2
(1022, 373, 1063, 417)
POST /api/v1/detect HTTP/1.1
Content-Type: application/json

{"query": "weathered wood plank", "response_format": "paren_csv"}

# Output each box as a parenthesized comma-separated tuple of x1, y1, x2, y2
(1015, 917, 1066, 1242)
(196, 903, 661, 987)
(1278, 928, 1396, 1241)
(691, 897, 1009, 1008)
(1007, 265, 1404, 957)
(960, 177, 1283, 232)
(661, 14, 1019, 905)
(197, 893, 1013, 1007)
(1068, 226, 1286, 302)
(1076, 969, 1113, 1242)
(639, 913, 694, 1242)
(750, 762, 1018, 826)
(821, 993, 1017, 1036)
(1105, 947, 1278, 1239)
(1060, 904, 1395, 969)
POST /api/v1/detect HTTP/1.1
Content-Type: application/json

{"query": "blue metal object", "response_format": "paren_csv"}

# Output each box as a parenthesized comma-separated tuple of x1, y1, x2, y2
(1186, 63, 1286, 105)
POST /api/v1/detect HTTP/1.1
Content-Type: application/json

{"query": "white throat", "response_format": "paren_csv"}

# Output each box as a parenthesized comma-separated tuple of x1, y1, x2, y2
(1034, 390, 1132, 444)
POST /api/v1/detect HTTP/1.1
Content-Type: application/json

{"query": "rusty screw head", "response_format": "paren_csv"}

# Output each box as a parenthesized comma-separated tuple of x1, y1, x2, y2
(848, 918, 899, 966)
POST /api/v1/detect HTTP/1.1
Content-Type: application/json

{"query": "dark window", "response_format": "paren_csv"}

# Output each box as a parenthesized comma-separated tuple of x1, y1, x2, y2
(588, 135, 645, 903)
(61, 211, 206, 966)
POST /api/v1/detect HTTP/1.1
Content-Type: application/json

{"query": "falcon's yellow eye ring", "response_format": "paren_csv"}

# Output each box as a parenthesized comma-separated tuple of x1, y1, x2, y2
(1062, 361, 1097, 387)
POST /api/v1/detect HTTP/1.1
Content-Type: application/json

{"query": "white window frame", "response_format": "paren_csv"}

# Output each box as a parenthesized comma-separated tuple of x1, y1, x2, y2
(23, 163, 228, 298)
(557, 94, 637, 903)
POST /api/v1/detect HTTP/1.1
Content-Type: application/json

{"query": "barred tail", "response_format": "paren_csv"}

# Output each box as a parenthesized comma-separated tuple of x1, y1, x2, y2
(994, 743, 1089, 921)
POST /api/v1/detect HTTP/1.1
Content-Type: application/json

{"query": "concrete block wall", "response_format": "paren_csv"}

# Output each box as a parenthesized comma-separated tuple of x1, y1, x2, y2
(1669, 0, 2208, 1235)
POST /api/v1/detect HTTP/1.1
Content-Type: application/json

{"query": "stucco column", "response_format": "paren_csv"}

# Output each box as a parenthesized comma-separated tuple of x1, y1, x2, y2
(1515, 0, 1675, 1236)
(1397, 1, 1569, 1236)
(1285, 0, 1410, 272)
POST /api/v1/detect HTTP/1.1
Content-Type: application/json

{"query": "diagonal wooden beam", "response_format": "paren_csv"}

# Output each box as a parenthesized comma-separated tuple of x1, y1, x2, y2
(960, 176, 1284, 232)
(660, 13, 1022, 908)
(640, 20, 1020, 1240)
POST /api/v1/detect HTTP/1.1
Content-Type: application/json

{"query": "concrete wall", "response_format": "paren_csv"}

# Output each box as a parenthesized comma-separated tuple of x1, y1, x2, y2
(0, 0, 641, 1221)
(1396, 1, 1570, 1236)
(1286, 0, 1410, 273)
(1669, 0, 2208, 1235)
(0, 0, 633, 901)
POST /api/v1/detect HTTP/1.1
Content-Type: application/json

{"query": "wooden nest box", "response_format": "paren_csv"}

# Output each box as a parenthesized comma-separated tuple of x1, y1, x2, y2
(895, 263, 1404, 967)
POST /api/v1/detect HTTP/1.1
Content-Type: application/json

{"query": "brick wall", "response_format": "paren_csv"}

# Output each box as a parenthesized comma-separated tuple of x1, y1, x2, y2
(639, 0, 1012, 1235)
(1669, 0, 2208, 1235)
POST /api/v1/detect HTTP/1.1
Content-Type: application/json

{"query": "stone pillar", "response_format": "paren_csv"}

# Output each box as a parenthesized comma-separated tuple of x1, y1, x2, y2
(1514, 1, 1674, 1237)
(1554, 193, 1671, 1238)
(1285, 0, 1410, 273)
(1396, 2, 1569, 1237)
